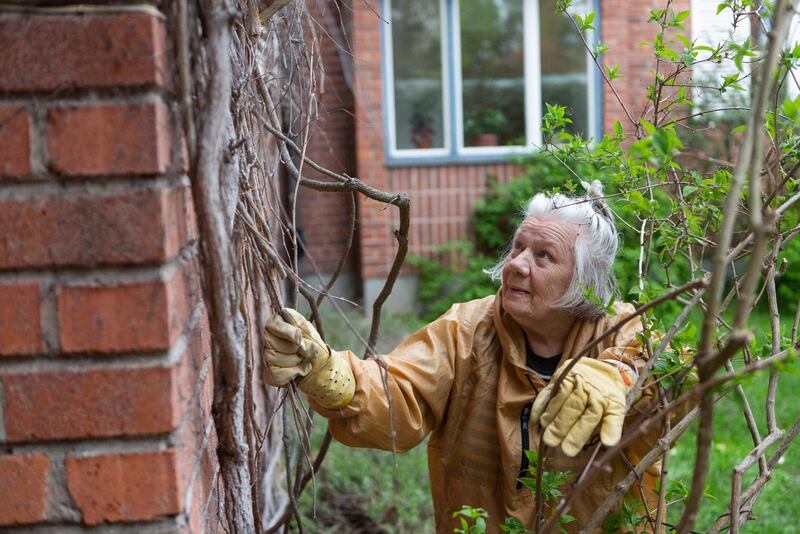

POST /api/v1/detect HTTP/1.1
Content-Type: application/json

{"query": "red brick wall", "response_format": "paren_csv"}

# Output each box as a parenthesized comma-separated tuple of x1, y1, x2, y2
(299, 0, 359, 281)
(0, 7, 218, 532)
(387, 164, 523, 268)
(602, 0, 692, 131)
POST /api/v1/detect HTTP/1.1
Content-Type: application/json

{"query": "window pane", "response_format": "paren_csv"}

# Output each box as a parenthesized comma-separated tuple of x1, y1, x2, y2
(460, 0, 525, 147)
(392, 0, 445, 150)
(540, 0, 590, 135)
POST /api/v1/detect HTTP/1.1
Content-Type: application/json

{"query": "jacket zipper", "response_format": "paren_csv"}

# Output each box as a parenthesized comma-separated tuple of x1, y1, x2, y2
(516, 401, 533, 489)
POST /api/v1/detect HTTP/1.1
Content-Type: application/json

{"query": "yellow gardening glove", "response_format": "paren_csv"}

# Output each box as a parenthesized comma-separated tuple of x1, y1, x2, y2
(263, 308, 355, 409)
(530, 358, 631, 457)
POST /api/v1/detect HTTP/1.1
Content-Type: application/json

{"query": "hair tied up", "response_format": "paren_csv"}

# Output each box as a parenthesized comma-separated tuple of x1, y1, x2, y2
(581, 179, 612, 221)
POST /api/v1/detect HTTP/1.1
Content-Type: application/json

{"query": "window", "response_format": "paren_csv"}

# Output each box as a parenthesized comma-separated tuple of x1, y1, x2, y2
(690, 0, 752, 109)
(389, 0, 449, 153)
(384, 0, 598, 162)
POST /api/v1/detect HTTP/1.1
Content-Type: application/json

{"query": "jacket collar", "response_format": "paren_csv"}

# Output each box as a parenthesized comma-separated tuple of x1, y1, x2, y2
(492, 288, 599, 377)
(492, 288, 527, 372)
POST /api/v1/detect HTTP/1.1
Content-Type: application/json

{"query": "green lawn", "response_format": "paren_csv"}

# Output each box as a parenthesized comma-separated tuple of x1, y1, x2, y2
(666, 368, 800, 533)
(295, 306, 800, 533)
(664, 308, 800, 533)
(296, 306, 433, 533)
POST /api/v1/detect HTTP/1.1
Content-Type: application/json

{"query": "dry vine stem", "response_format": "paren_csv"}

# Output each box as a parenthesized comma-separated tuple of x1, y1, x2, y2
(189, 0, 255, 531)
(182, 0, 412, 531)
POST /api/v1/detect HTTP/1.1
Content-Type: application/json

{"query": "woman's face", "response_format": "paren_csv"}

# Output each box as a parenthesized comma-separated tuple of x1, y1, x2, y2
(501, 215, 578, 329)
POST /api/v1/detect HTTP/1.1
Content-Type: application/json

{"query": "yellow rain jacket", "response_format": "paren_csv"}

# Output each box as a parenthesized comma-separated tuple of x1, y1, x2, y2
(314, 291, 663, 533)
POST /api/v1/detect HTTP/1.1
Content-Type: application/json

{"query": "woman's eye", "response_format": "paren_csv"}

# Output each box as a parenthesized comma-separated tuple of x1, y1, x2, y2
(537, 251, 550, 260)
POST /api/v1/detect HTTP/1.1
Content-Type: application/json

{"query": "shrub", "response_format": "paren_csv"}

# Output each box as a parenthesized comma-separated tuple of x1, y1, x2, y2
(409, 241, 498, 322)
(777, 230, 800, 312)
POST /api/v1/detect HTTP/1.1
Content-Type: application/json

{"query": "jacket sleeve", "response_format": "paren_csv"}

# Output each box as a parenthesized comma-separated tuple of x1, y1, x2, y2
(596, 303, 698, 466)
(597, 303, 697, 420)
(309, 305, 465, 452)
(592, 305, 660, 449)
(595, 303, 646, 375)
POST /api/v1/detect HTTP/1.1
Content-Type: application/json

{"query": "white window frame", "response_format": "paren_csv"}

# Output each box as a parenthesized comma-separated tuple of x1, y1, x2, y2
(384, 0, 451, 159)
(383, 0, 598, 162)
(452, 0, 541, 156)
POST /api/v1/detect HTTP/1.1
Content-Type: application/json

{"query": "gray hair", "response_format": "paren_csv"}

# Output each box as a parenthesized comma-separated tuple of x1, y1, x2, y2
(486, 182, 619, 320)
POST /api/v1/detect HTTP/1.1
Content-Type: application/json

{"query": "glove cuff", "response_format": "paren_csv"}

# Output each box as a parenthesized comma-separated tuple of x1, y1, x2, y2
(298, 348, 355, 409)
(600, 359, 638, 388)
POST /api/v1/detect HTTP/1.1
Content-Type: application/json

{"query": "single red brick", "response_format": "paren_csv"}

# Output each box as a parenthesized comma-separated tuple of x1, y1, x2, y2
(0, 13, 166, 92)
(0, 283, 42, 356)
(47, 102, 171, 176)
(0, 107, 30, 177)
(2, 365, 177, 442)
(0, 186, 192, 269)
(0, 454, 50, 525)
(66, 450, 182, 525)
(58, 266, 192, 354)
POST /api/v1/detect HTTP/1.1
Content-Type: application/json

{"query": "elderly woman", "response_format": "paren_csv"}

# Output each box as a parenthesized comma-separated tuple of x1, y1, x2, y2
(264, 186, 660, 533)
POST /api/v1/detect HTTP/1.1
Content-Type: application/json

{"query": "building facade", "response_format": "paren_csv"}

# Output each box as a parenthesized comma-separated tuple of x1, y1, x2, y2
(301, 0, 693, 310)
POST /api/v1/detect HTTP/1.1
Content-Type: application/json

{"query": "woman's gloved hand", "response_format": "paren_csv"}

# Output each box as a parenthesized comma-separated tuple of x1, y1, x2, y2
(530, 357, 632, 457)
(263, 308, 355, 409)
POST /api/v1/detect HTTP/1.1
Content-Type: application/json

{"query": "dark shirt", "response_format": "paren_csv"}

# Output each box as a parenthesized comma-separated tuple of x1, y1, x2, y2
(525, 345, 562, 381)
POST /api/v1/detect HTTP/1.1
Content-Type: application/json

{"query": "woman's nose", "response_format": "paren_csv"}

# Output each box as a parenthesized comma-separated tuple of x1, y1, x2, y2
(506, 251, 530, 277)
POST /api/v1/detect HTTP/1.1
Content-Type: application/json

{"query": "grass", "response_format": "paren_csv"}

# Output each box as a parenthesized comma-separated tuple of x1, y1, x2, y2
(293, 304, 800, 533)
(296, 306, 433, 533)
(664, 309, 800, 532)
(297, 423, 433, 533)
(665, 370, 800, 533)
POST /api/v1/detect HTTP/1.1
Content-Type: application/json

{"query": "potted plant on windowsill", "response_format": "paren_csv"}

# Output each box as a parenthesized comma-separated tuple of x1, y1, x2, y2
(410, 105, 436, 149)
(465, 107, 506, 147)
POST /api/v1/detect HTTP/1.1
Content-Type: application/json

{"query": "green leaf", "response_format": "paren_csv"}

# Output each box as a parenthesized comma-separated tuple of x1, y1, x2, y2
(640, 119, 657, 135)
(593, 42, 609, 57)
(649, 8, 666, 22)
(499, 517, 529, 534)
(656, 47, 681, 61)
(556, 0, 573, 12)
(675, 10, 690, 22)
(613, 120, 623, 137)
(731, 124, 747, 134)
(583, 11, 596, 30)
(783, 96, 800, 119)
(518, 476, 538, 492)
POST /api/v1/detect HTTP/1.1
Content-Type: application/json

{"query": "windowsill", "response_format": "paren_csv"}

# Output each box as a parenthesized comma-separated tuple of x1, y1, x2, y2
(385, 147, 533, 167)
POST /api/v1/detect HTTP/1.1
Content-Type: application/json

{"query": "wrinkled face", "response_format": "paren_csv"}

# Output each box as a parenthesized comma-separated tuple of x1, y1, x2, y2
(501, 215, 579, 328)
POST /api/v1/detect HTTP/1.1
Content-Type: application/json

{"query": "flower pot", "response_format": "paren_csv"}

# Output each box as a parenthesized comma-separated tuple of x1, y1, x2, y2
(470, 133, 499, 147)
(411, 128, 435, 149)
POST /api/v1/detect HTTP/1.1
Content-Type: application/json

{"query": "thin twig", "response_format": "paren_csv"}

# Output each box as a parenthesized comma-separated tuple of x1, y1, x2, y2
(680, 3, 796, 530)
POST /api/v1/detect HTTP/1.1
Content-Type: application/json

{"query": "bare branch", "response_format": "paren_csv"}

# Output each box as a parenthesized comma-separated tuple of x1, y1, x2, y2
(679, 3, 798, 530)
